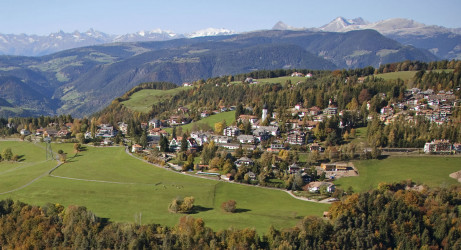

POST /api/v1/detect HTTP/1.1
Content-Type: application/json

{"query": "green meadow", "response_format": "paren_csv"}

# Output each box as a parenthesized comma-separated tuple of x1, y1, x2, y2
(375, 71, 417, 81)
(232, 76, 307, 85)
(165, 111, 236, 133)
(121, 87, 191, 113)
(335, 156, 461, 192)
(374, 69, 454, 81)
(0, 141, 56, 194)
(0, 141, 328, 233)
(3, 141, 459, 232)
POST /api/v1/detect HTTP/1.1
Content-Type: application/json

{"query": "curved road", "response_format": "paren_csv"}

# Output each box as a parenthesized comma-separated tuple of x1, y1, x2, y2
(0, 142, 331, 203)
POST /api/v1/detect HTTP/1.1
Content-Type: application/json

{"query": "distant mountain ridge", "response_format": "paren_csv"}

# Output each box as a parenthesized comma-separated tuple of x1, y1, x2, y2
(0, 28, 236, 56)
(2, 17, 459, 59)
(274, 17, 461, 60)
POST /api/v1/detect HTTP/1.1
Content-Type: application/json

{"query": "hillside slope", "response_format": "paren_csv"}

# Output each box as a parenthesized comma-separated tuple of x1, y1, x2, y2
(0, 30, 438, 117)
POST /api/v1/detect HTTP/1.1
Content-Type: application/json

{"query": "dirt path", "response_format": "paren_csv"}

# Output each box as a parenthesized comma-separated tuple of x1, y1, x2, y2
(0, 142, 60, 195)
(0, 161, 61, 195)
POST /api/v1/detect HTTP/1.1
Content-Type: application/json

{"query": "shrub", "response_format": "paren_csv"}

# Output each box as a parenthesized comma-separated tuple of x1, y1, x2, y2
(221, 200, 237, 213)
(168, 196, 195, 214)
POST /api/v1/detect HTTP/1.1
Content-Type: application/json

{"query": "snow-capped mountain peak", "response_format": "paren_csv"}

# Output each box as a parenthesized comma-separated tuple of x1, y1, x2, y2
(272, 21, 295, 30)
(186, 28, 235, 38)
(320, 17, 369, 32)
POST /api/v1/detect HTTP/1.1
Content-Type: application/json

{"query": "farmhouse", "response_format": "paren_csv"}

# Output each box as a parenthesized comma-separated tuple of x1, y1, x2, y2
(118, 122, 128, 134)
(213, 136, 230, 144)
(132, 144, 143, 153)
(286, 130, 306, 145)
(169, 137, 181, 151)
(291, 72, 304, 77)
(57, 129, 71, 138)
(288, 163, 301, 174)
(254, 126, 279, 136)
(238, 115, 259, 125)
(218, 143, 255, 151)
(235, 157, 254, 167)
(306, 181, 336, 193)
(43, 129, 58, 138)
(148, 118, 161, 128)
(246, 171, 257, 180)
(321, 162, 348, 171)
(237, 134, 255, 144)
(309, 143, 322, 152)
(268, 143, 285, 152)
(223, 126, 240, 137)
(424, 139, 453, 154)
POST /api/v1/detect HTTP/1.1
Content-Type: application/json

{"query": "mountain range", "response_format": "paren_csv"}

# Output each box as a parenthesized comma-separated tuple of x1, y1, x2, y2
(0, 27, 437, 118)
(1, 17, 460, 60)
(274, 17, 461, 60)
(0, 28, 235, 57)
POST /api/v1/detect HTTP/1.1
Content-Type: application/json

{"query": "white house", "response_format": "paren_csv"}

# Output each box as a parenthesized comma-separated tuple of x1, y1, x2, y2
(307, 182, 336, 193)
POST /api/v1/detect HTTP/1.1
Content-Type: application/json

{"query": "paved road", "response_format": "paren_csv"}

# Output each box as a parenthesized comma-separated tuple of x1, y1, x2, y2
(0, 142, 331, 204)
(124, 147, 331, 203)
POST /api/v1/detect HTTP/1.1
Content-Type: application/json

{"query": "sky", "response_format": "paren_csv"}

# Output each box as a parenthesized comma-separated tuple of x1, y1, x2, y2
(1, 0, 460, 35)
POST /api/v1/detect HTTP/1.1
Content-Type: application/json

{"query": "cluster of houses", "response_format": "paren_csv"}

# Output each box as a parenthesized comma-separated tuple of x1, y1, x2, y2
(372, 88, 459, 125)
(20, 123, 73, 139)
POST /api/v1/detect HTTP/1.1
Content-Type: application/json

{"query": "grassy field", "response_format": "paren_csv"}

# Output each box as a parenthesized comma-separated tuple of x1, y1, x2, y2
(375, 71, 417, 81)
(0, 141, 329, 233)
(0, 141, 56, 194)
(350, 127, 367, 144)
(374, 69, 454, 82)
(121, 87, 191, 113)
(334, 156, 461, 192)
(255, 76, 307, 84)
(165, 111, 236, 133)
(231, 76, 307, 85)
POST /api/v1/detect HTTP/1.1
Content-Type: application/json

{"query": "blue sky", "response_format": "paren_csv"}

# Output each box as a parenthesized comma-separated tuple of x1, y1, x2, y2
(1, 0, 460, 35)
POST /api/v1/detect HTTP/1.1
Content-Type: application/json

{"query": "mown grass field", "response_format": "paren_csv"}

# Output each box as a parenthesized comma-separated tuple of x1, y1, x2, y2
(375, 71, 417, 81)
(350, 126, 367, 144)
(165, 111, 236, 134)
(0, 141, 56, 194)
(334, 156, 461, 192)
(374, 69, 454, 81)
(232, 76, 307, 85)
(0, 141, 328, 233)
(121, 87, 191, 113)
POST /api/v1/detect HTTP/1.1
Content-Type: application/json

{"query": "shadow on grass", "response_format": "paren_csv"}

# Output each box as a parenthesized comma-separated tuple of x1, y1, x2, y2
(234, 208, 251, 213)
(17, 155, 25, 162)
(189, 205, 213, 214)
(377, 155, 389, 160)
(65, 152, 85, 163)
